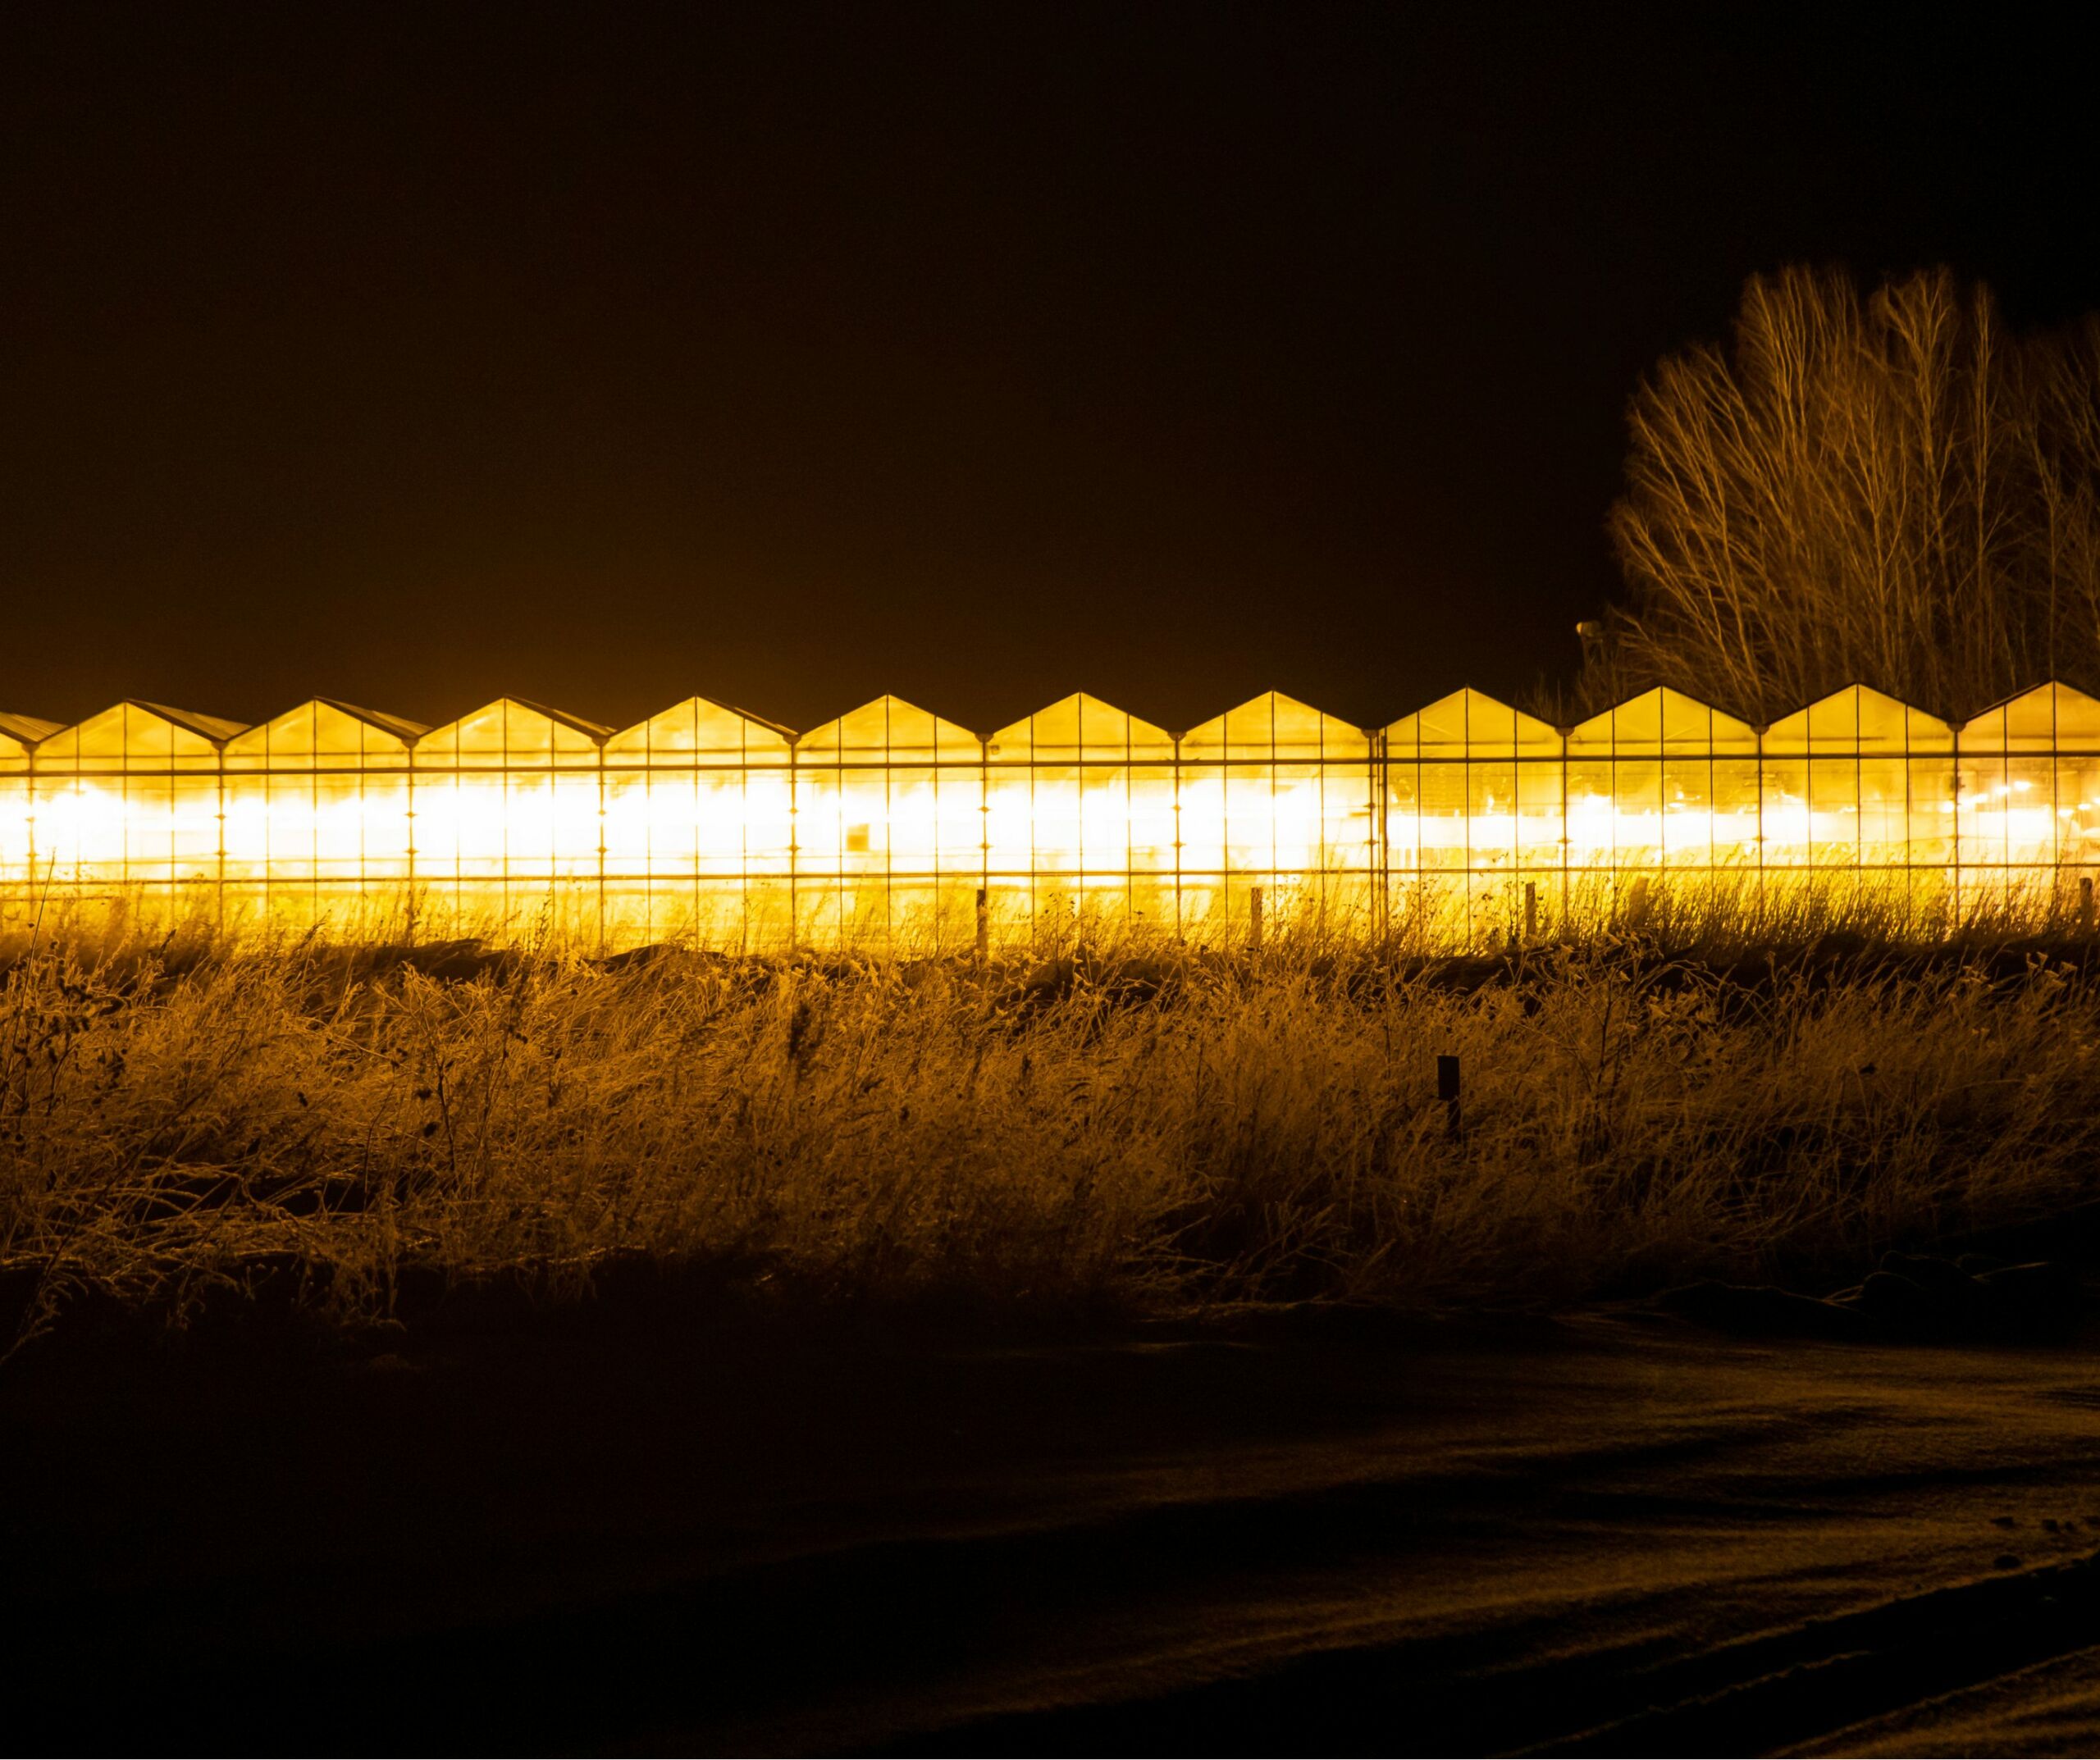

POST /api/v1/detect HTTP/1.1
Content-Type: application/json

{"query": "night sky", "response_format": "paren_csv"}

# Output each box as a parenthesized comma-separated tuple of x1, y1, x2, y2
(5, 7, 2098, 738)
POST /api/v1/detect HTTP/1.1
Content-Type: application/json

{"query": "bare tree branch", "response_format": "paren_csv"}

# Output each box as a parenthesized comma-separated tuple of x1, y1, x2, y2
(1577, 267, 2100, 724)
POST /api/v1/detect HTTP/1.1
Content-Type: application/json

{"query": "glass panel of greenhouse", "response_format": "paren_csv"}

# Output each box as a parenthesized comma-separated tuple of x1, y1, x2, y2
(1566, 687, 1760, 923)
(1386, 688, 1561, 944)
(25, 674, 2100, 951)
(28, 703, 248, 937)
(221, 700, 425, 940)
(1760, 685, 1955, 922)
(1957, 682, 2100, 919)
(601, 697, 797, 952)
(793, 696, 984, 954)
(411, 699, 609, 942)
(1176, 692, 1375, 944)
(984, 693, 1176, 951)
(0, 712, 61, 931)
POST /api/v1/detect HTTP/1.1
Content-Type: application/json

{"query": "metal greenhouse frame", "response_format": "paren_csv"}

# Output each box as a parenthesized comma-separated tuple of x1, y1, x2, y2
(5, 682, 2099, 951)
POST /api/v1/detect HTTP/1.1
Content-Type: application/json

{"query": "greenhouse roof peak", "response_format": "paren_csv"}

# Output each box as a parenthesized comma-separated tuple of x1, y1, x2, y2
(986, 692, 1174, 759)
(1957, 680, 2100, 753)
(1386, 686, 1559, 756)
(1967, 678, 2100, 718)
(1568, 685, 1757, 754)
(797, 695, 984, 759)
(601, 696, 797, 759)
(1180, 690, 1369, 758)
(1764, 682, 1954, 755)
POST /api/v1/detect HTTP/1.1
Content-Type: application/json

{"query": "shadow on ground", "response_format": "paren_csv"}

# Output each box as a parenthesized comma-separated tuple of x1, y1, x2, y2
(10, 1287, 2100, 1755)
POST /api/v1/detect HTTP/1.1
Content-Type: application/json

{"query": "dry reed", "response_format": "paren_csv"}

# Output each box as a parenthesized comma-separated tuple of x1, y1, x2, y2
(4, 920, 2098, 1341)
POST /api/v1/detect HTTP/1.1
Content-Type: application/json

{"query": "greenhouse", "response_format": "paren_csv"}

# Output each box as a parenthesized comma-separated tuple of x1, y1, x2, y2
(4, 682, 2099, 951)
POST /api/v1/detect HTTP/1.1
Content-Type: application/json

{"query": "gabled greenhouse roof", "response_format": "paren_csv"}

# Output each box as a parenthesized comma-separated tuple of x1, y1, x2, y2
(604, 697, 796, 763)
(222, 700, 429, 766)
(728, 704, 799, 742)
(1764, 684, 1954, 755)
(796, 695, 982, 764)
(34, 701, 250, 768)
(413, 698, 612, 767)
(0, 711, 61, 746)
(1567, 686, 1757, 756)
(1386, 687, 1559, 759)
(986, 693, 1174, 764)
(1957, 682, 2100, 754)
(321, 700, 431, 742)
(129, 701, 252, 743)
(1180, 691, 1369, 762)
(503, 698, 615, 741)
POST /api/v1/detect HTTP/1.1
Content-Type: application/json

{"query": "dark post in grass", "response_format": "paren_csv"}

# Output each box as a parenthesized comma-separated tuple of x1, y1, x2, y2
(1524, 880, 1537, 945)
(2083, 877, 2095, 937)
(1438, 1054, 1461, 1138)
(1249, 885, 1265, 953)
(975, 887, 989, 962)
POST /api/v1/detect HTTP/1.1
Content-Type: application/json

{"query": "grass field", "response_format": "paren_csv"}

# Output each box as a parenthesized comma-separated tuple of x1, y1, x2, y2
(6, 912, 2100, 1346)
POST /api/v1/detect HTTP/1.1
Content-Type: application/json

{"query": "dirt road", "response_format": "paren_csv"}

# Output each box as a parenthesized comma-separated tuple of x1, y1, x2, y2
(7, 1306, 2100, 1754)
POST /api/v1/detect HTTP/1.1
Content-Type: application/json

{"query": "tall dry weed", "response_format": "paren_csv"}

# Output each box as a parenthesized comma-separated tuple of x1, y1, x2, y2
(3, 930, 2097, 1338)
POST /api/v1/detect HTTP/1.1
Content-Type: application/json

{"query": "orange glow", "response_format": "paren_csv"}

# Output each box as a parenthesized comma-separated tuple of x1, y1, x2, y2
(5, 684, 2100, 951)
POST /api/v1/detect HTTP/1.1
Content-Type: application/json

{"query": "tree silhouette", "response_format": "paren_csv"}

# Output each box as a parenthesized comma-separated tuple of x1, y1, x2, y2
(1585, 267, 2100, 724)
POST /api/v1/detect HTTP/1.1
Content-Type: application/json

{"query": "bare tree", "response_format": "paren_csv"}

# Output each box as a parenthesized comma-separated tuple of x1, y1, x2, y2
(1582, 267, 2100, 724)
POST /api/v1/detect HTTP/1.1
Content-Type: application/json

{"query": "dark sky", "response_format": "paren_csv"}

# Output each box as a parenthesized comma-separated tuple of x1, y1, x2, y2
(4, 6, 2098, 737)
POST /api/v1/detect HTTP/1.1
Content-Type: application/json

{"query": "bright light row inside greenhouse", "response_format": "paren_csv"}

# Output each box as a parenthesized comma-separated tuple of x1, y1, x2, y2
(4, 682, 2100, 951)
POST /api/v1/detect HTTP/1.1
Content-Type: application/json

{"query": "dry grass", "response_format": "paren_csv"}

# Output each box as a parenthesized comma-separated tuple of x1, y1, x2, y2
(5, 920, 2100, 1342)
